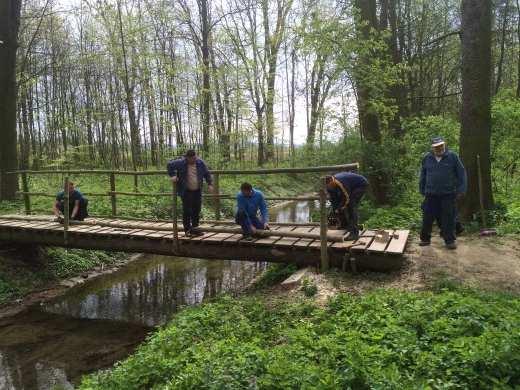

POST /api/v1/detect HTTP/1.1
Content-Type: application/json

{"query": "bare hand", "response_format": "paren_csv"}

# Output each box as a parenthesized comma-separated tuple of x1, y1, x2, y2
(170, 176, 179, 183)
(251, 225, 257, 234)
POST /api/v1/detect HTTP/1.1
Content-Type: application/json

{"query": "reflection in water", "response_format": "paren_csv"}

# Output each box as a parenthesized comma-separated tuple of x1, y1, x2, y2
(44, 259, 267, 326)
(0, 200, 310, 389)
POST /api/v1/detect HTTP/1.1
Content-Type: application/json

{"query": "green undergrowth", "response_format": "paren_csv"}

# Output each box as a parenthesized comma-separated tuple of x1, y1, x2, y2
(0, 246, 124, 305)
(80, 283, 520, 389)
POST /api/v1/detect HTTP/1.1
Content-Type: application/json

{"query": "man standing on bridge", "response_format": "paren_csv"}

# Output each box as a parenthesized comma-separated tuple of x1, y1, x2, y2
(53, 181, 89, 222)
(419, 136, 467, 250)
(235, 182, 269, 241)
(326, 172, 369, 241)
(167, 149, 214, 237)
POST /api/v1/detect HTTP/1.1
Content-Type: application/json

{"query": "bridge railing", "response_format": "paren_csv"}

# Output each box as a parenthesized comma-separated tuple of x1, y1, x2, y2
(5, 163, 359, 270)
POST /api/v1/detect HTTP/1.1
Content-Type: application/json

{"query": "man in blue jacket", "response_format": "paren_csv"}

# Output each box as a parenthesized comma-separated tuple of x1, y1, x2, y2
(53, 181, 89, 221)
(326, 172, 368, 240)
(419, 137, 467, 249)
(235, 182, 269, 241)
(167, 149, 214, 237)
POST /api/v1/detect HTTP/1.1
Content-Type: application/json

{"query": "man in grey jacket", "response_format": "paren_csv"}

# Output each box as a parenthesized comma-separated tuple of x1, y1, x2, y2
(419, 137, 467, 249)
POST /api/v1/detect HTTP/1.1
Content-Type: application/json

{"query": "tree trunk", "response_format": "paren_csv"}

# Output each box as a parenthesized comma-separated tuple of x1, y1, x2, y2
(516, 0, 520, 97)
(0, 0, 21, 200)
(495, 0, 510, 94)
(460, 0, 493, 218)
(199, 0, 211, 157)
(354, 0, 390, 205)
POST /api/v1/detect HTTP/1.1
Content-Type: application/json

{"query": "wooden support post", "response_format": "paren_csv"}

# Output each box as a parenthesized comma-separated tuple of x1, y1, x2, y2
(172, 180, 179, 251)
(319, 176, 329, 271)
(21, 172, 31, 215)
(110, 172, 117, 217)
(134, 174, 138, 193)
(214, 173, 221, 220)
(64, 176, 70, 242)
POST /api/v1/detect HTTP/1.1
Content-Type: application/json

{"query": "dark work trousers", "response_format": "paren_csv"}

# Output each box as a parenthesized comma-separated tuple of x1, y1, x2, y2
(421, 194, 457, 244)
(58, 198, 89, 221)
(338, 186, 367, 237)
(181, 189, 202, 232)
(235, 210, 265, 236)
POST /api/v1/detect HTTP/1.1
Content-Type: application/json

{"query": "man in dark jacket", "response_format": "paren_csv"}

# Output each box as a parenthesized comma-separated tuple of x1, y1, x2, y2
(419, 137, 467, 249)
(53, 181, 89, 221)
(326, 172, 369, 240)
(167, 150, 214, 237)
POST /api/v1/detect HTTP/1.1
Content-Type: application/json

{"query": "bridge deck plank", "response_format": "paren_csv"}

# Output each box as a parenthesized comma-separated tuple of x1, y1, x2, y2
(385, 230, 410, 255)
(367, 230, 394, 253)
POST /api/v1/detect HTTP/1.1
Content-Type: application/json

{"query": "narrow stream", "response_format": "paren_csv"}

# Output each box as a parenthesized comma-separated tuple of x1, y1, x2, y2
(0, 201, 315, 389)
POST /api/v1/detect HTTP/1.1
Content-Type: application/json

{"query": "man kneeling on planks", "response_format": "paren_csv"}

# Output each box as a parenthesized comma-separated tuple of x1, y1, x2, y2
(53, 181, 89, 222)
(325, 172, 369, 241)
(235, 182, 270, 241)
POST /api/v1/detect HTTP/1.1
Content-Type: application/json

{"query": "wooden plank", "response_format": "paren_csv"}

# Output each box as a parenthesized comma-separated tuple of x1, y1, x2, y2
(361, 229, 377, 237)
(367, 230, 394, 253)
(223, 233, 243, 243)
(331, 239, 356, 249)
(190, 232, 219, 241)
(129, 229, 157, 237)
(274, 237, 300, 247)
(385, 230, 410, 255)
(293, 238, 314, 248)
(254, 235, 281, 245)
(350, 236, 375, 252)
(204, 232, 235, 242)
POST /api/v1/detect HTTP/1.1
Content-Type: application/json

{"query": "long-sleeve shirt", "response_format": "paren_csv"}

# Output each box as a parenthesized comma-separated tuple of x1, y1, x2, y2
(236, 189, 269, 225)
(166, 157, 212, 196)
(419, 150, 467, 195)
(328, 172, 368, 210)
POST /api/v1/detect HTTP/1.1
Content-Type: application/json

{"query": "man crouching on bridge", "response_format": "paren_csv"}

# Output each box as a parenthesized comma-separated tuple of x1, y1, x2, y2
(236, 182, 269, 241)
(326, 172, 368, 241)
(167, 149, 214, 237)
(53, 181, 89, 222)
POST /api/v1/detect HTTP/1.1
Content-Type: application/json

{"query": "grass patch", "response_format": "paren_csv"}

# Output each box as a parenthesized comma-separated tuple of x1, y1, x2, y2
(0, 247, 124, 305)
(80, 287, 520, 389)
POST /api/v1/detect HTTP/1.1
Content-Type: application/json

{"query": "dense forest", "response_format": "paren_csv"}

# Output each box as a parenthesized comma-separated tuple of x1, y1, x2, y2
(1, 0, 519, 219)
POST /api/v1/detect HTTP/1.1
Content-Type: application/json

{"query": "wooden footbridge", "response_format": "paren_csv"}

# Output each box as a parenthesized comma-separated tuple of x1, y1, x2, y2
(0, 164, 409, 271)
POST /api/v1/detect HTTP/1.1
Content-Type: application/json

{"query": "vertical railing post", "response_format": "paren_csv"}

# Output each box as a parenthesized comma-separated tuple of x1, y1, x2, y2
(64, 176, 70, 243)
(21, 172, 31, 215)
(319, 176, 329, 271)
(110, 172, 117, 217)
(172, 179, 179, 252)
(134, 173, 138, 193)
(214, 173, 221, 220)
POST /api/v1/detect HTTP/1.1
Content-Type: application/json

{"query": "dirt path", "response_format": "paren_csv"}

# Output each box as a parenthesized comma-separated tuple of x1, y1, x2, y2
(305, 234, 520, 302)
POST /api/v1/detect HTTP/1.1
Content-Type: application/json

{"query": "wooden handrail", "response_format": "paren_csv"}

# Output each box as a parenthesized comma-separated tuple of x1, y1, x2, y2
(5, 163, 358, 176)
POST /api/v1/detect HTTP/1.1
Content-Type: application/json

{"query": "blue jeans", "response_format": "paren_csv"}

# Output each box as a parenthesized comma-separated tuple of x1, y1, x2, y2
(235, 210, 264, 235)
(421, 194, 456, 244)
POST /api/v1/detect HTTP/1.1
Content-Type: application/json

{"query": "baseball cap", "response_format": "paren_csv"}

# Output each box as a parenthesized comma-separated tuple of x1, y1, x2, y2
(431, 136, 445, 147)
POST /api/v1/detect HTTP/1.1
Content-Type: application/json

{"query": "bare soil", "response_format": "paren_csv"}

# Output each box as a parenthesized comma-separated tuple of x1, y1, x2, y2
(280, 234, 520, 304)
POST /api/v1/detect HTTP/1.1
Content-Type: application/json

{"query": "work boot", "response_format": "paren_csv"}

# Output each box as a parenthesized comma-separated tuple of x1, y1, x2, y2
(419, 240, 431, 246)
(446, 242, 457, 250)
(190, 228, 204, 237)
(242, 234, 254, 242)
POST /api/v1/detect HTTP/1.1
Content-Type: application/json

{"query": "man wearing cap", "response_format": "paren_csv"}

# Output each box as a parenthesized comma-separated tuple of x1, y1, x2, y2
(325, 172, 369, 240)
(167, 150, 214, 237)
(419, 137, 467, 249)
